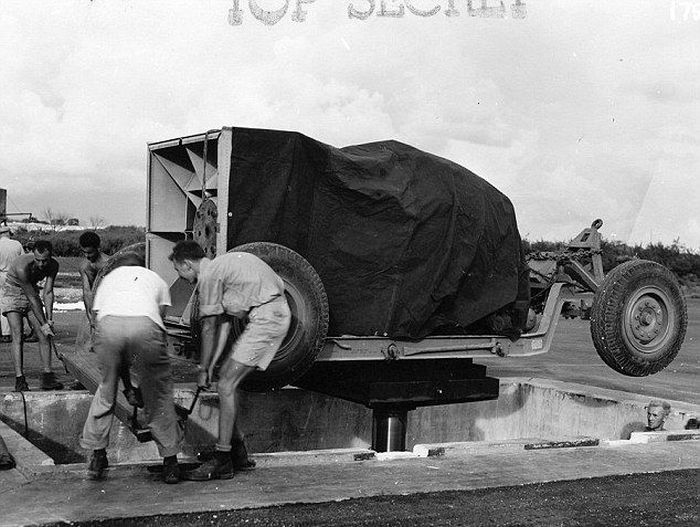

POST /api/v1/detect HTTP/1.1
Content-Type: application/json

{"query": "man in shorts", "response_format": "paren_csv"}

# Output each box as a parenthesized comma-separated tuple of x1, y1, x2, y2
(169, 240, 291, 481)
(0, 240, 63, 392)
(0, 225, 23, 343)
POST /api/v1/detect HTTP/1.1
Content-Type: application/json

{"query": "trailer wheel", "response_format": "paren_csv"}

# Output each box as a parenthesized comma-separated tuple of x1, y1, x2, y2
(221, 242, 329, 392)
(590, 259, 687, 376)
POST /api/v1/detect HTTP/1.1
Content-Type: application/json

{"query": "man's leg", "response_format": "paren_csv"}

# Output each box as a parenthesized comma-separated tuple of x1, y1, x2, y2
(26, 313, 51, 372)
(216, 359, 255, 450)
(129, 318, 181, 483)
(6, 312, 25, 378)
(184, 358, 254, 481)
(80, 317, 124, 478)
(0, 311, 10, 340)
(130, 319, 181, 458)
(26, 313, 63, 390)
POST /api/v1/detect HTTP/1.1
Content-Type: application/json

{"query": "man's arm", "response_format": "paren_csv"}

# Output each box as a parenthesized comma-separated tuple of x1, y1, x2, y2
(15, 265, 49, 328)
(41, 260, 59, 325)
(207, 317, 232, 380)
(198, 315, 221, 387)
(79, 264, 94, 323)
(43, 278, 56, 324)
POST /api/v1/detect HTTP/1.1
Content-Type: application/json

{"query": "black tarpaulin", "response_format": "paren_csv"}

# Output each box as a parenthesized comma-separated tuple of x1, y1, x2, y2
(224, 127, 529, 340)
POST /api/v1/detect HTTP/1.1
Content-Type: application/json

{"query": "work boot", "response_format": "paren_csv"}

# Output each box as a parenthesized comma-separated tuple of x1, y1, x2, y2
(231, 439, 256, 471)
(13, 376, 29, 392)
(40, 372, 64, 391)
(87, 449, 108, 480)
(197, 442, 256, 471)
(162, 455, 180, 484)
(183, 451, 235, 481)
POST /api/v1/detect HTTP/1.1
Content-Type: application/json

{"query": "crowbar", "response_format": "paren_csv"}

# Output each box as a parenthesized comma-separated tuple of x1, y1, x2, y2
(48, 336, 69, 374)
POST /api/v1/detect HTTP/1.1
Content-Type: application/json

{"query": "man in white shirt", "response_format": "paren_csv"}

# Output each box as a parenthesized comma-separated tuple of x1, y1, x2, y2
(80, 256, 182, 483)
(0, 226, 23, 343)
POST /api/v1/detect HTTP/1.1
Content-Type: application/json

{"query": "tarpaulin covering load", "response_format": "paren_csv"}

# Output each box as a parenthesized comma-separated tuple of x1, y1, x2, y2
(225, 127, 529, 340)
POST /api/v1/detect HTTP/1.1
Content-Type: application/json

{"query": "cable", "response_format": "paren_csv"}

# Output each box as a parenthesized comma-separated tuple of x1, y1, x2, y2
(18, 390, 28, 438)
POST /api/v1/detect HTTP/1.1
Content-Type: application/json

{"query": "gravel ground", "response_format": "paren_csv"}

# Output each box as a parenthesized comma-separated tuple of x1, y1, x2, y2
(42, 469, 699, 527)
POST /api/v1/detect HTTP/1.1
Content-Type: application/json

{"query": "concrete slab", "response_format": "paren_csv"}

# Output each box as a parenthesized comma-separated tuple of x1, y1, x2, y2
(0, 440, 698, 527)
(0, 410, 53, 472)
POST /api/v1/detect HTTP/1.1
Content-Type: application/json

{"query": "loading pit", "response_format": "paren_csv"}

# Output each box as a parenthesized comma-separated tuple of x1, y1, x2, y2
(2, 378, 697, 470)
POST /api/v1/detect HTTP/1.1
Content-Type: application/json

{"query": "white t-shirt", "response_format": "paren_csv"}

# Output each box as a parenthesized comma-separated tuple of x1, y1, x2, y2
(93, 266, 171, 329)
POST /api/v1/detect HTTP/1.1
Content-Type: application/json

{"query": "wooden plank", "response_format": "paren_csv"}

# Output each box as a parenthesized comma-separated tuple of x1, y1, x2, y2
(63, 351, 192, 441)
(62, 351, 136, 429)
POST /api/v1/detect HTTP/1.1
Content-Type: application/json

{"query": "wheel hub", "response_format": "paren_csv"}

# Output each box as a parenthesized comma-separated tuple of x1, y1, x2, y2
(626, 292, 668, 349)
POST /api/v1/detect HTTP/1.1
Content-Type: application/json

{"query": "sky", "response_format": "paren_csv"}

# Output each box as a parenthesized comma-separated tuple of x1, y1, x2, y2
(1, 0, 699, 249)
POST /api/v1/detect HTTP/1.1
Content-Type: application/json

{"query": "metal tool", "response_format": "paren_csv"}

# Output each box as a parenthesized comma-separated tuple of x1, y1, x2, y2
(175, 386, 203, 422)
(48, 336, 69, 374)
(129, 406, 153, 443)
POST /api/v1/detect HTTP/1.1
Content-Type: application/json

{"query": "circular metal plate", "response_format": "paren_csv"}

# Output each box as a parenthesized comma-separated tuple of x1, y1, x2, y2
(193, 199, 218, 259)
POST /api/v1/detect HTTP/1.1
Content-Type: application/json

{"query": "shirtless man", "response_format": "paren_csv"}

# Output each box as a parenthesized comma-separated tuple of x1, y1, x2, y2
(78, 231, 109, 336)
(0, 240, 63, 391)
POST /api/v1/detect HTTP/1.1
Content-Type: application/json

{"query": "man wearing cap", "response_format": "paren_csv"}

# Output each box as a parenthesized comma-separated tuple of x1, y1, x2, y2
(0, 239, 63, 391)
(169, 240, 291, 481)
(0, 226, 23, 343)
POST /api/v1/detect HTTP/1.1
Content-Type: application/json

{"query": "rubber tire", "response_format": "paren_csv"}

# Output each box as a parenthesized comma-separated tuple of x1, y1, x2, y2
(225, 242, 329, 392)
(590, 259, 687, 376)
(92, 242, 146, 292)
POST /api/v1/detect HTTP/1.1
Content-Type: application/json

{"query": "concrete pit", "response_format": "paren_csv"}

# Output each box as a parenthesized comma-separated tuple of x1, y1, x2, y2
(1, 377, 697, 471)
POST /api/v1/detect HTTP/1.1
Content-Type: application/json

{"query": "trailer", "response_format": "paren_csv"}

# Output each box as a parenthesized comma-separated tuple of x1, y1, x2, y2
(140, 127, 687, 451)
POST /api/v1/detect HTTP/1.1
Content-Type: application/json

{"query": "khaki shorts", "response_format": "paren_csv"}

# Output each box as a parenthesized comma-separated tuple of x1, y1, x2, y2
(231, 296, 291, 371)
(0, 282, 31, 317)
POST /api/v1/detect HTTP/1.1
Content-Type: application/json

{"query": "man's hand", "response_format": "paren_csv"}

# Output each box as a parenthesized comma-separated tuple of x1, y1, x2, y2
(40, 323, 56, 338)
(196, 366, 210, 390)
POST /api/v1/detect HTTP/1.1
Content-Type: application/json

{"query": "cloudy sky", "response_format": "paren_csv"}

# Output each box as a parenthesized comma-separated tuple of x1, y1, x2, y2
(1, 0, 698, 248)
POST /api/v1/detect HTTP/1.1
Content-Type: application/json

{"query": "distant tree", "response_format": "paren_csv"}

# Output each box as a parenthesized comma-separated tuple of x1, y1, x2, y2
(42, 208, 71, 232)
(88, 215, 106, 230)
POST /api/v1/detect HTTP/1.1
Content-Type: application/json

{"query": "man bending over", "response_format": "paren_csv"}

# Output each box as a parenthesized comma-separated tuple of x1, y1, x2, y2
(0, 240, 62, 392)
(169, 240, 291, 481)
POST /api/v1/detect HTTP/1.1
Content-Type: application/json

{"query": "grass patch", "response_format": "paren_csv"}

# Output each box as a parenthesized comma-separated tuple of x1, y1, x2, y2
(55, 257, 83, 274)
